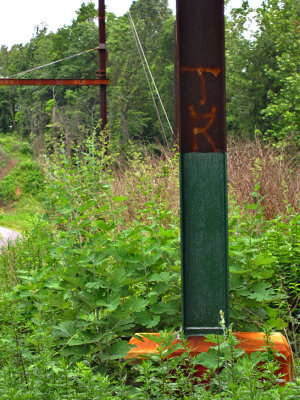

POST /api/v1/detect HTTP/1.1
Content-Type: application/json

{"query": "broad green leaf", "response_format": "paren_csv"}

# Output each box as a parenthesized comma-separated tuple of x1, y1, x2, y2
(85, 279, 108, 289)
(107, 293, 121, 311)
(133, 311, 160, 328)
(229, 264, 245, 274)
(52, 321, 77, 338)
(103, 341, 133, 360)
(44, 278, 62, 290)
(197, 349, 219, 370)
(247, 282, 276, 302)
(122, 297, 149, 313)
(253, 256, 276, 266)
(68, 332, 104, 346)
(204, 334, 225, 345)
(151, 300, 178, 315)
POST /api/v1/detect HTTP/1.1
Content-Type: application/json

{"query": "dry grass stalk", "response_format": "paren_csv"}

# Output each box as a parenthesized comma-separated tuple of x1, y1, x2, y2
(227, 138, 299, 219)
(112, 150, 180, 227)
(0, 158, 18, 180)
(112, 138, 299, 224)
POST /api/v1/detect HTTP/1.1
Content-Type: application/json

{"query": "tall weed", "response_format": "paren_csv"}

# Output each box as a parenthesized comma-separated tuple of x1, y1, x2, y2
(0, 135, 298, 394)
(8, 135, 181, 366)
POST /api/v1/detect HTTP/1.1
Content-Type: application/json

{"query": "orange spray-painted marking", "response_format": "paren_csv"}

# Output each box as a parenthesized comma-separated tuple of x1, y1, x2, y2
(181, 67, 221, 152)
(181, 67, 221, 105)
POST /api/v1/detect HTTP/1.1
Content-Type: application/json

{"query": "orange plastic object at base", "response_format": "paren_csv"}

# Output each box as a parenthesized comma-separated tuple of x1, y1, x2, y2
(126, 332, 293, 383)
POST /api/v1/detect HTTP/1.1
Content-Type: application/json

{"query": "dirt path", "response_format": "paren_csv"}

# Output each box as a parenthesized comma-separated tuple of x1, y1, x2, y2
(0, 226, 22, 248)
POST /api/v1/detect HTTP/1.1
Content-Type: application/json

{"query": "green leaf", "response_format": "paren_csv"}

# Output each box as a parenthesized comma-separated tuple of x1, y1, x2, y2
(44, 278, 62, 290)
(106, 293, 121, 311)
(52, 321, 77, 338)
(151, 300, 178, 315)
(253, 256, 276, 266)
(122, 298, 149, 314)
(197, 348, 219, 370)
(85, 279, 108, 289)
(246, 203, 260, 210)
(247, 282, 275, 302)
(103, 341, 133, 360)
(133, 311, 160, 328)
(229, 264, 245, 274)
(204, 334, 225, 345)
(68, 332, 104, 346)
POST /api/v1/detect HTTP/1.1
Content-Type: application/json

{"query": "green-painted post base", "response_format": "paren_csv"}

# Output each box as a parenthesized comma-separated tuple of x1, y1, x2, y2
(180, 153, 229, 334)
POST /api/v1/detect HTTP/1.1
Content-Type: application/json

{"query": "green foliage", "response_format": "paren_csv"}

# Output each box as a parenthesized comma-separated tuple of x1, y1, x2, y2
(228, 200, 299, 334)
(0, 1, 298, 393)
(0, 134, 298, 395)
(107, 0, 174, 145)
(0, 300, 133, 399)
(225, 0, 299, 148)
(258, 0, 300, 148)
(2, 134, 180, 368)
(0, 156, 43, 205)
(74, 2, 98, 24)
(130, 325, 300, 399)
(0, 134, 43, 231)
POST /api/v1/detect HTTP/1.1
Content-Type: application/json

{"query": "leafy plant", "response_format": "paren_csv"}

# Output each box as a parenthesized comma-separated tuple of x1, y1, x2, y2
(0, 133, 298, 397)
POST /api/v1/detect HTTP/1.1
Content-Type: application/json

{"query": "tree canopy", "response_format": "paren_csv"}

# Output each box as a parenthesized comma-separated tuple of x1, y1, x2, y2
(0, 0, 298, 150)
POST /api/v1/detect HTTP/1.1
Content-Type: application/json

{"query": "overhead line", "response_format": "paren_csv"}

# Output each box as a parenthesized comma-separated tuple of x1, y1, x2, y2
(128, 11, 168, 149)
(127, 11, 174, 146)
(1, 48, 98, 79)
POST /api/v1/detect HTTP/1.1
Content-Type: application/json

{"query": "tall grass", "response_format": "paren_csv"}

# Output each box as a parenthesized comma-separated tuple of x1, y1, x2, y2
(227, 138, 299, 219)
(112, 138, 299, 222)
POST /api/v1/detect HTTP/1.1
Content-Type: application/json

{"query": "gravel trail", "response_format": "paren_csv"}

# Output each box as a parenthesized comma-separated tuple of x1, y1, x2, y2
(0, 227, 22, 248)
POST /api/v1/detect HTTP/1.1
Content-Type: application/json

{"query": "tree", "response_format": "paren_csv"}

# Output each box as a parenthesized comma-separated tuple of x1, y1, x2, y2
(225, 0, 299, 148)
(257, 0, 300, 147)
(107, 0, 174, 146)
(225, 1, 254, 137)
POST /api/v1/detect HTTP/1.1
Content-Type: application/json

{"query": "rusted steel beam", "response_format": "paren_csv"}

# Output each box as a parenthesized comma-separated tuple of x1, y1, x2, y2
(97, 0, 107, 132)
(176, 0, 229, 335)
(0, 79, 109, 86)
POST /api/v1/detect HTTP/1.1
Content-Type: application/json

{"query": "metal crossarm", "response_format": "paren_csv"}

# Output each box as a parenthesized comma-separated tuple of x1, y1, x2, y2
(0, 1, 108, 133)
(0, 79, 109, 86)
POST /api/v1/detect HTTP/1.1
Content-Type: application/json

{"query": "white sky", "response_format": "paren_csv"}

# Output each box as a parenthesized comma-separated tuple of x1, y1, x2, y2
(0, 0, 262, 49)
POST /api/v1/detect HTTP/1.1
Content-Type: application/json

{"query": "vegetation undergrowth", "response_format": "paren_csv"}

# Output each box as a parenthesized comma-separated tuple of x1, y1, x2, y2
(0, 133, 44, 231)
(0, 134, 298, 398)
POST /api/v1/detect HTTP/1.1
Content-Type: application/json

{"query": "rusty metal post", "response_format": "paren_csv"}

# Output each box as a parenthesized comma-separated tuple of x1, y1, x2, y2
(176, 0, 229, 335)
(97, 0, 107, 133)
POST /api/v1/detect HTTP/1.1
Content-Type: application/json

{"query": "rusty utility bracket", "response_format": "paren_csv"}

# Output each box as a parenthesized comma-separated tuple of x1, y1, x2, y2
(0, 1, 108, 134)
(0, 79, 109, 86)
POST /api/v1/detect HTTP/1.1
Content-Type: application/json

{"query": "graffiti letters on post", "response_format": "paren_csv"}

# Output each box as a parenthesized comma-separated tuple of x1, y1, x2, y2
(181, 67, 221, 153)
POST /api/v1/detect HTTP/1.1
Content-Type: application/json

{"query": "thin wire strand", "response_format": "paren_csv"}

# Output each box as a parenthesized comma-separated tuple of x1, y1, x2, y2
(128, 11, 174, 139)
(128, 12, 169, 150)
(2, 48, 98, 79)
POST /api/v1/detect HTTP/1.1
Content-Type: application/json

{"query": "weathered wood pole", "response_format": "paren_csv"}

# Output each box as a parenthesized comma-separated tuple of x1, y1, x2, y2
(176, 0, 229, 335)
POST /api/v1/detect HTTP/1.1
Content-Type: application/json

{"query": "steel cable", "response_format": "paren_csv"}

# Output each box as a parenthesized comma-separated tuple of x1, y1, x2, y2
(1, 47, 98, 79)
(127, 11, 174, 148)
